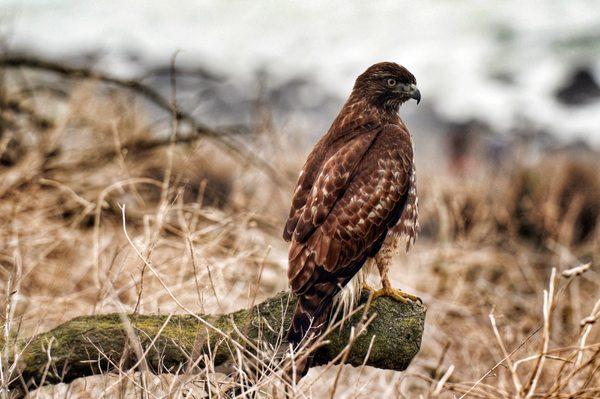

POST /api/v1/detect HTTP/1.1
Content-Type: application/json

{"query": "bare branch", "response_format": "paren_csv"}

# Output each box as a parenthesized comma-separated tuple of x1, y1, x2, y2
(0, 54, 285, 184)
(9, 291, 425, 392)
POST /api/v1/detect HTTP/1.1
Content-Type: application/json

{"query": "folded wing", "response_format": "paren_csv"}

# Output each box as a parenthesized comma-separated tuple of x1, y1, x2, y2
(287, 124, 414, 293)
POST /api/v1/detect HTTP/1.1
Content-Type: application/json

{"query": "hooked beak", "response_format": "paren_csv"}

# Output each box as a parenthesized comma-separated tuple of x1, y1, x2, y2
(408, 84, 421, 104)
(396, 83, 421, 104)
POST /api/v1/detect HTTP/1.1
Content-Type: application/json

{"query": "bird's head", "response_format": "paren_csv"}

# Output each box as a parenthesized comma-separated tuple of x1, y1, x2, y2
(352, 62, 420, 110)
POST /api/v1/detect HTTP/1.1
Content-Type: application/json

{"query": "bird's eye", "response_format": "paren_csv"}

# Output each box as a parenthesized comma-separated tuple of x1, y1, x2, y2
(387, 78, 397, 87)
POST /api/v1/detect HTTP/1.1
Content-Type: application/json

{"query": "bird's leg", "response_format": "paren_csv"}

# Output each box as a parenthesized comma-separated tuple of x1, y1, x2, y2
(362, 282, 375, 292)
(360, 259, 376, 292)
(371, 237, 421, 304)
(373, 272, 421, 304)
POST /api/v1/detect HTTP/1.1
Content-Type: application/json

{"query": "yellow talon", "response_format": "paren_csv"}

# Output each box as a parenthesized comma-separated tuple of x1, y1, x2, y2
(372, 287, 421, 304)
(362, 283, 375, 292)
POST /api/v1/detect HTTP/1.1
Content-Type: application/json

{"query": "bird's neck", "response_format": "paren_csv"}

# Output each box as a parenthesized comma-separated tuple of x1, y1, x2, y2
(343, 94, 401, 124)
(347, 88, 404, 116)
(323, 96, 401, 145)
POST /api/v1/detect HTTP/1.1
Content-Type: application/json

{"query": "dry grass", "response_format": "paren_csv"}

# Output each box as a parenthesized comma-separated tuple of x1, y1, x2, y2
(0, 65, 599, 398)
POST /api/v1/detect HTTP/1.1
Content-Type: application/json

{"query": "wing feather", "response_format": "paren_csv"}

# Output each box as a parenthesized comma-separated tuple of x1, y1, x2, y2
(288, 124, 415, 291)
(291, 131, 378, 243)
(283, 116, 380, 242)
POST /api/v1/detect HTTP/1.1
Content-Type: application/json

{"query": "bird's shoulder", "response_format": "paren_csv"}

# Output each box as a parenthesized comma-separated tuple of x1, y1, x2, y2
(282, 105, 384, 242)
(287, 121, 416, 290)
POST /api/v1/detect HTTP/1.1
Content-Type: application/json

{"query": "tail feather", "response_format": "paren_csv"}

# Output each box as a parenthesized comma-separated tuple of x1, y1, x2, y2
(285, 254, 371, 380)
(286, 292, 334, 380)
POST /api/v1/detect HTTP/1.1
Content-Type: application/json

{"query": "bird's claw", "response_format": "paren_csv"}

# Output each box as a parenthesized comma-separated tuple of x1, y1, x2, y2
(372, 287, 422, 304)
(362, 283, 375, 292)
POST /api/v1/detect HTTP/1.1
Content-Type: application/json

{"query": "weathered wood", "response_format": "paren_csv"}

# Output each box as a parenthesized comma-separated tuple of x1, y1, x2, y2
(10, 290, 425, 391)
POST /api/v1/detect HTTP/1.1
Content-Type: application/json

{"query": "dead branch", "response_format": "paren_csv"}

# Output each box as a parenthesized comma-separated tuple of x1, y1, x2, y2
(0, 54, 285, 184)
(8, 290, 426, 393)
(0, 97, 54, 130)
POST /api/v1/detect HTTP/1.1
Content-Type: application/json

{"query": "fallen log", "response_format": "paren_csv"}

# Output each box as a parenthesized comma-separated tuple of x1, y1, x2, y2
(10, 290, 426, 392)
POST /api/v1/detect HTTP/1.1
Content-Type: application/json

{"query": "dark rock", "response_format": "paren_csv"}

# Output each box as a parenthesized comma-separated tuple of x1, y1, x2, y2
(555, 66, 600, 106)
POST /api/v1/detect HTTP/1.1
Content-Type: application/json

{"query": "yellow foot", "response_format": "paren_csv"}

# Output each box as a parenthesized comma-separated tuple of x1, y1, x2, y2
(362, 283, 375, 292)
(372, 287, 422, 304)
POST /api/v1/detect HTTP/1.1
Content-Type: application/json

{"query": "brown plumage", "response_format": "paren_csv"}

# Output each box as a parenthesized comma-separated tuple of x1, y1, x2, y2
(283, 62, 421, 376)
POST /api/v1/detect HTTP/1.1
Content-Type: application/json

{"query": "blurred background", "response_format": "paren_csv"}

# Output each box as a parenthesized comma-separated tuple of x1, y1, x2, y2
(4, 1, 600, 156)
(1, 1, 599, 398)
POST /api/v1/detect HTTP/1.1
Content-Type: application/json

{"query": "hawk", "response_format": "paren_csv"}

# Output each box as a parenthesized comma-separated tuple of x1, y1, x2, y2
(283, 62, 421, 375)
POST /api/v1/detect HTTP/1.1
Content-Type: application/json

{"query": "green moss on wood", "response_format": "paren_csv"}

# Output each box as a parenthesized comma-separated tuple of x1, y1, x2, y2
(11, 290, 425, 390)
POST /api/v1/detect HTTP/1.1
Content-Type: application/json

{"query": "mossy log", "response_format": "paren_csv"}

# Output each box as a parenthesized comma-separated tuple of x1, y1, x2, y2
(11, 290, 425, 391)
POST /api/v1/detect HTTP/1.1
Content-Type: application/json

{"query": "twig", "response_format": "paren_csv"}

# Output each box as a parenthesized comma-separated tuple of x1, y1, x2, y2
(459, 324, 542, 399)
(489, 311, 523, 395)
(0, 96, 53, 130)
(433, 364, 455, 396)
(524, 267, 557, 397)
(0, 54, 285, 184)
